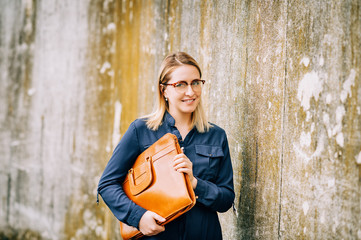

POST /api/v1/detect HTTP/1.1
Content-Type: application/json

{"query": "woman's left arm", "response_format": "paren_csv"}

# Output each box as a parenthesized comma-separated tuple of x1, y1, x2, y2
(194, 135, 235, 213)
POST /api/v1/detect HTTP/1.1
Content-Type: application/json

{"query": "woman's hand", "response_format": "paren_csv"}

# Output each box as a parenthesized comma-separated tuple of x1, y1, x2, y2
(138, 211, 166, 236)
(173, 153, 198, 189)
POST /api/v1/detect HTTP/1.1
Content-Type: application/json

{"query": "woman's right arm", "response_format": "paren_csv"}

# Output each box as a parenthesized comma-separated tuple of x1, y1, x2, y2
(97, 122, 147, 228)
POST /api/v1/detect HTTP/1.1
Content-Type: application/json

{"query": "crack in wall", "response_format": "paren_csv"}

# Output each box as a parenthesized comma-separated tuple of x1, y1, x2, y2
(278, 0, 289, 239)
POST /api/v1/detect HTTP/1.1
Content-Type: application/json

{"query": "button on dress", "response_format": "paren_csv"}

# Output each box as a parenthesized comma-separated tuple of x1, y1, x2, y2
(98, 112, 235, 240)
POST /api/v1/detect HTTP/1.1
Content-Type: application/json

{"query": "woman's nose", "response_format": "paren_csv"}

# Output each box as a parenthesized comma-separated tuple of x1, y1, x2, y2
(185, 84, 194, 95)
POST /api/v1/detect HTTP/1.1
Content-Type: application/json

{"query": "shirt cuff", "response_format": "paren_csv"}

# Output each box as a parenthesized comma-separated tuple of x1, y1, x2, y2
(127, 205, 147, 228)
(194, 177, 208, 200)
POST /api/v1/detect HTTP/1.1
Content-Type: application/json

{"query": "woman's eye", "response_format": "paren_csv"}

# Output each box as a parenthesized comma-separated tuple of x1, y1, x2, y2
(192, 80, 200, 86)
(175, 82, 186, 88)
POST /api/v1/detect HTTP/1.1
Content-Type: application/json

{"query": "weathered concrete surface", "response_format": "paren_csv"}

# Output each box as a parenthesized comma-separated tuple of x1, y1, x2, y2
(0, 0, 360, 239)
(1, 0, 120, 239)
(280, 1, 361, 239)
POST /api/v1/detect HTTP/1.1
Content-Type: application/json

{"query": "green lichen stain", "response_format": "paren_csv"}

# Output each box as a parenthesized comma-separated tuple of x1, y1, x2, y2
(115, 1, 141, 134)
(63, 0, 120, 239)
(0, 229, 42, 240)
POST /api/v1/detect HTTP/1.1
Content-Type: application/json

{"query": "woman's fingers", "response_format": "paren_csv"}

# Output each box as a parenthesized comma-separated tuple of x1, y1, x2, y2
(139, 211, 166, 236)
(173, 154, 191, 165)
(173, 160, 190, 169)
(173, 154, 198, 189)
(173, 154, 192, 171)
(152, 212, 166, 224)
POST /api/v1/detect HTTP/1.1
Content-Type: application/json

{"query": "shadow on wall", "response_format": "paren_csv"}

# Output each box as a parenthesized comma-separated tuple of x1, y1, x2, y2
(236, 100, 259, 239)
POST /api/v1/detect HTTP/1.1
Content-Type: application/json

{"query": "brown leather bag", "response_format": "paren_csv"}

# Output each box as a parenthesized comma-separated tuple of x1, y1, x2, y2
(120, 133, 196, 240)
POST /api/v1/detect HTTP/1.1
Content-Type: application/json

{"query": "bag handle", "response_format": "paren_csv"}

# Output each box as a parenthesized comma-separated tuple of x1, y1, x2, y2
(128, 156, 153, 196)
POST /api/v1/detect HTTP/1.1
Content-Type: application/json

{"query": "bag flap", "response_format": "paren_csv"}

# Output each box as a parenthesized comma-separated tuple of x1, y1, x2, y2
(129, 157, 153, 196)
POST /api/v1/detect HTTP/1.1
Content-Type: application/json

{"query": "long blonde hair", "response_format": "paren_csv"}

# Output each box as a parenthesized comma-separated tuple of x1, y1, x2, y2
(145, 52, 211, 133)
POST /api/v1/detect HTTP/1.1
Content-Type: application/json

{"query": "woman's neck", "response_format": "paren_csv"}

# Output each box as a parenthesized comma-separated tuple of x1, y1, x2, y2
(169, 111, 192, 139)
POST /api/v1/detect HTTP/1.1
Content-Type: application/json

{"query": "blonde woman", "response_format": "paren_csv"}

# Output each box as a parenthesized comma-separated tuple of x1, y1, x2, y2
(98, 52, 234, 239)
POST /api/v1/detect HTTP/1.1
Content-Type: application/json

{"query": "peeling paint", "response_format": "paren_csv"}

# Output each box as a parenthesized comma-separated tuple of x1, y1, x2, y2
(27, 88, 36, 96)
(319, 56, 324, 66)
(99, 62, 111, 74)
(297, 71, 323, 111)
(334, 105, 346, 145)
(112, 101, 122, 148)
(336, 132, 344, 147)
(302, 202, 309, 216)
(340, 69, 356, 103)
(325, 93, 332, 104)
(327, 179, 335, 187)
(356, 152, 361, 165)
(300, 57, 310, 67)
(300, 131, 311, 148)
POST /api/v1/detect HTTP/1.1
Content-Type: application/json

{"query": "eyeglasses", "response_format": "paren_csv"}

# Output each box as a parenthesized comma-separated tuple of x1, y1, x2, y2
(162, 79, 205, 93)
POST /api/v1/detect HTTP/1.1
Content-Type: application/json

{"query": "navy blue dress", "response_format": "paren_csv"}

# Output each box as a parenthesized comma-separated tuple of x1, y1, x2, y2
(98, 112, 235, 239)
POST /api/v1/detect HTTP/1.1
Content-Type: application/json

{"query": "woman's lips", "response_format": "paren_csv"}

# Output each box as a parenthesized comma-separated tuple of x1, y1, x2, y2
(182, 99, 195, 103)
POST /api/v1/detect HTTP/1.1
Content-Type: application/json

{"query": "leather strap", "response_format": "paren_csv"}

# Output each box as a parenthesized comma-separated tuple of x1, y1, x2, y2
(129, 157, 153, 196)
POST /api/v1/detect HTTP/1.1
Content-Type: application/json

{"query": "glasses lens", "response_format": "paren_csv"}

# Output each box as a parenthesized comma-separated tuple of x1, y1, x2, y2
(173, 80, 204, 93)
(174, 82, 187, 93)
(191, 80, 203, 92)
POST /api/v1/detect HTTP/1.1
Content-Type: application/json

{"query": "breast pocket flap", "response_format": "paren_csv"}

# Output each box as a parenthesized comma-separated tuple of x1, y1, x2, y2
(195, 145, 224, 158)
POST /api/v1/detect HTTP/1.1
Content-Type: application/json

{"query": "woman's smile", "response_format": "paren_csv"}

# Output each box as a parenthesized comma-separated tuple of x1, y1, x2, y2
(182, 98, 196, 103)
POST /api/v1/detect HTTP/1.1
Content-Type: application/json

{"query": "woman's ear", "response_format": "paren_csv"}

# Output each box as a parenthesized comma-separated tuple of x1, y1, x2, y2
(162, 85, 168, 99)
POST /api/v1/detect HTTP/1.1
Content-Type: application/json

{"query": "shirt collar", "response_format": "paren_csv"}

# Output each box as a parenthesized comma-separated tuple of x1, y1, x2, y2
(164, 111, 176, 127)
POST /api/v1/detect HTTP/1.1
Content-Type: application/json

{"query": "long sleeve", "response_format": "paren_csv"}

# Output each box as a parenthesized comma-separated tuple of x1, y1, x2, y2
(193, 134, 235, 213)
(97, 122, 147, 228)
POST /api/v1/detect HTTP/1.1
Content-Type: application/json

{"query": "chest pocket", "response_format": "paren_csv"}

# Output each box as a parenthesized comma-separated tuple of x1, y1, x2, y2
(194, 145, 224, 180)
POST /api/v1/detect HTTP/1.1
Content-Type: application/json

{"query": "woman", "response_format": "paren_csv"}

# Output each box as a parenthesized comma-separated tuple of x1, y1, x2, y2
(98, 52, 234, 239)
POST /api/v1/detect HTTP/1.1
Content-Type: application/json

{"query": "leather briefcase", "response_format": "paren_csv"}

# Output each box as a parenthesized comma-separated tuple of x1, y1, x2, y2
(120, 133, 196, 240)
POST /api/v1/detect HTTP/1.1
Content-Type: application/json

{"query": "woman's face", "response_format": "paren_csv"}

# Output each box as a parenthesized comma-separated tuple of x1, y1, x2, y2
(163, 65, 202, 118)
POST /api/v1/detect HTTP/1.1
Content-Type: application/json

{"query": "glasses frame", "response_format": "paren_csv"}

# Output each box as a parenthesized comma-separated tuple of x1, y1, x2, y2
(162, 79, 205, 92)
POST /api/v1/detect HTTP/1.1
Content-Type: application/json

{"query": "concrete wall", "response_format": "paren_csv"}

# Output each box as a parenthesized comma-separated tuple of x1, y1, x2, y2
(1, 0, 360, 239)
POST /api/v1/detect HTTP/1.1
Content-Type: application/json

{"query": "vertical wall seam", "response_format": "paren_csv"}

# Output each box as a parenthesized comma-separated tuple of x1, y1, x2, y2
(278, 0, 289, 239)
(165, 0, 171, 51)
(254, 139, 259, 192)
(6, 174, 11, 223)
(236, 1, 250, 239)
